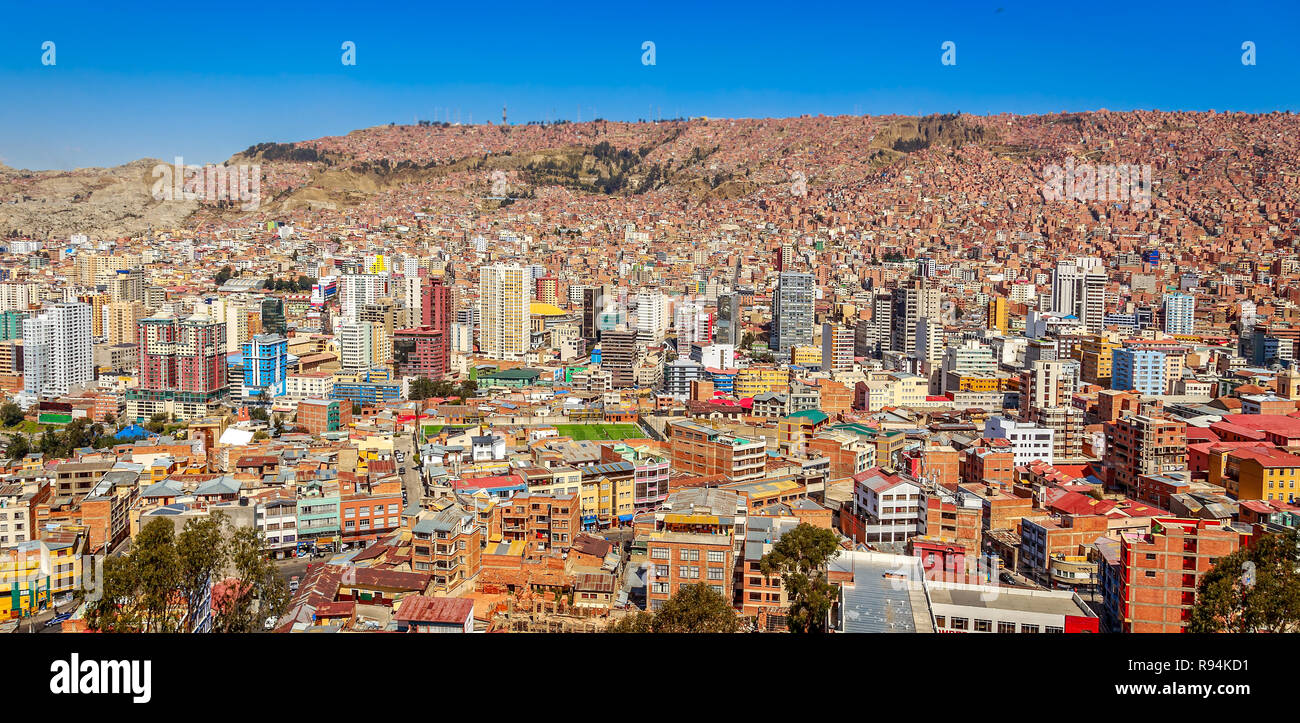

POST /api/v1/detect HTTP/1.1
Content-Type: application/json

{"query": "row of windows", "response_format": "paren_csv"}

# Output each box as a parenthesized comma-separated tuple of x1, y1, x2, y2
(344, 517, 398, 530)
(934, 615, 1062, 634)
(343, 504, 400, 518)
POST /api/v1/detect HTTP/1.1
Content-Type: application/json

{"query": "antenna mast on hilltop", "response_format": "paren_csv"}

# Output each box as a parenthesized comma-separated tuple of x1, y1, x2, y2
(502, 104, 507, 126)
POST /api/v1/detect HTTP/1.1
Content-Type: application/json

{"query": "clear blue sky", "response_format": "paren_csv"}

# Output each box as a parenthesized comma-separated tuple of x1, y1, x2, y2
(0, 0, 1296, 169)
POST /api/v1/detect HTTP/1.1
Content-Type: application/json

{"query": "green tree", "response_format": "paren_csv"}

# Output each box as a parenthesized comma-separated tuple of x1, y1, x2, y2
(177, 512, 228, 632)
(1190, 530, 1300, 633)
(145, 412, 168, 434)
(0, 401, 24, 427)
(212, 526, 289, 633)
(608, 610, 655, 632)
(608, 583, 738, 633)
(85, 555, 145, 632)
(5, 434, 30, 460)
(760, 523, 842, 633)
(214, 266, 234, 285)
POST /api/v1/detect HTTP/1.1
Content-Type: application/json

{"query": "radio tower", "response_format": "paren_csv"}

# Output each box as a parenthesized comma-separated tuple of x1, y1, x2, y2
(502, 104, 507, 126)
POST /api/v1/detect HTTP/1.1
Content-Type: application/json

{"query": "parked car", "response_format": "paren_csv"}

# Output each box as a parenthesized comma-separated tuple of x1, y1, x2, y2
(263, 616, 278, 631)
(289, 576, 300, 593)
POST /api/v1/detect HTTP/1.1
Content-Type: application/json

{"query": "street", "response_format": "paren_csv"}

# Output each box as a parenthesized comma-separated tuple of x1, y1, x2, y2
(10, 597, 82, 634)
(392, 430, 424, 507)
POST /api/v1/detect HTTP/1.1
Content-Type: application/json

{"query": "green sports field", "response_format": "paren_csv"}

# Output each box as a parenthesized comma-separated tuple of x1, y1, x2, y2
(554, 423, 646, 441)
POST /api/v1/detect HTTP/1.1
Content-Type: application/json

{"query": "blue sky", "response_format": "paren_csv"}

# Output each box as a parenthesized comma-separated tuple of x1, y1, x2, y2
(0, 0, 1297, 169)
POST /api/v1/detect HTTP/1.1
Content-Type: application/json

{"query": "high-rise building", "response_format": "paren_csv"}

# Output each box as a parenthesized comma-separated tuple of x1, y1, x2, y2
(260, 297, 287, 336)
(914, 316, 944, 366)
(772, 272, 815, 360)
(1077, 333, 1121, 387)
(338, 320, 388, 371)
(106, 300, 146, 346)
(479, 264, 530, 360)
(634, 292, 669, 345)
(128, 311, 227, 420)
(22, 302, 93, 400)
(821, 322, 855, 372)
(243, 333, 289, 398)
(890, 282, 940, 356)
(715, 293, 742, 346)
(675, 301, 712, 345)
(1020, 359, 1079, 412)
(420, 275, 452, 332)
(987, 296, 1009, 333)
(1051, 261, 1106, 334)
(535, 275, 559, 305)
(340, 273, 389, 320)
(600, 328, 638, 388)
(580, 285, 610, 343)
(393, 326, 448, 381)
(1112, 348, 1166, 396)
(1162, 293, 1195, 335)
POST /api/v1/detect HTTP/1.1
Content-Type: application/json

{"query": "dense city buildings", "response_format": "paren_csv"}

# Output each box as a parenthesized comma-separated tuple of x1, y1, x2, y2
(0, 105, 1297, 644)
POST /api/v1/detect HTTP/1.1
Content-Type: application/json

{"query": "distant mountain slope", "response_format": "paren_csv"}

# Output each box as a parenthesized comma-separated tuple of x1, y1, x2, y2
(0, 111, 1292, 239)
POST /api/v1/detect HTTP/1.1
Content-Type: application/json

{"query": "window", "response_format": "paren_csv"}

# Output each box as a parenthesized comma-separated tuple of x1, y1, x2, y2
(681, 566, 700, 579)
(707, 550, 726, 563)
(654, 565, 668, 578)
(974, 619, 992, 632)
(680, 549, 700, 561)
(1045, 626, 1063, 634)
(708, 567, 724, 580)
(998, 621, 1016, 634)
(951, 617, 968, 630)
(651, 548, 668, 560)
(1021, 624, 1039, 633)
(934, 615, 946, 628)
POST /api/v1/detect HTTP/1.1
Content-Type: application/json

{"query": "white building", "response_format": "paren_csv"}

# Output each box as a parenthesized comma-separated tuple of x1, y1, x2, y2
(635, 292, 669, 345)
(479, 264, 530, 360)
(1163, 293, 1195, 335)
(983, 416, 1054, 466)
(852, 470, 925, 544)
(674, 301, 712, 344)
(340, 273, 389, 321)
(22, 302, 94, 401)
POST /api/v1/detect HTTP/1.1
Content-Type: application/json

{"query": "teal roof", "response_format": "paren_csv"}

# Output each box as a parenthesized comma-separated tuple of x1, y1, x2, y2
(784, 409, 829, 424)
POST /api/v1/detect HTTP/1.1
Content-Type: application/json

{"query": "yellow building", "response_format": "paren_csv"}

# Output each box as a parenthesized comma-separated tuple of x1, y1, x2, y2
(1076, 333, 1121, 387)
(954, 375, 1000, 392)
(792, 345, 822, 368)
(734, 367, 791, 398)
(0, 540, 83, 620)
(987, 296, 1009, 333)
(1218, 448, 1300, 501)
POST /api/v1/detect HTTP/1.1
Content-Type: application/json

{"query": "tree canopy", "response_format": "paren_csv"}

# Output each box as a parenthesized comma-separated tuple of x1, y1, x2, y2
(85, 513, 289, 633)
(608, 583, 738, 633)
(759, 523, 842, 633)
(1190, 530, 1300, 633)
